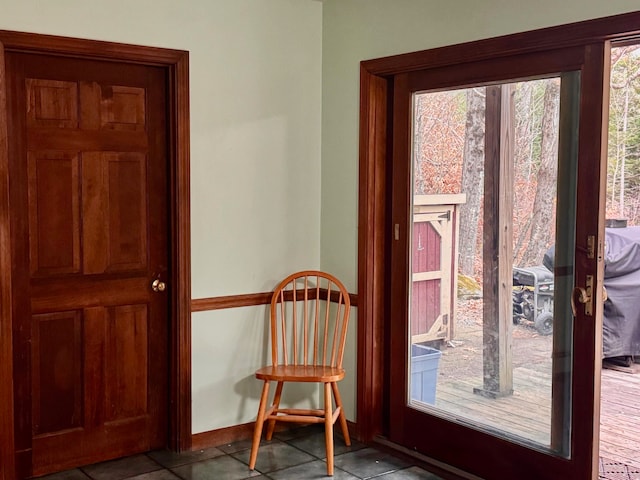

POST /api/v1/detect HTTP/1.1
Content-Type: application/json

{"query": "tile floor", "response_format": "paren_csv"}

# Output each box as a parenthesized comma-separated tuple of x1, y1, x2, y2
(34, 428, 638, 480)
(37, 427, 444, 480)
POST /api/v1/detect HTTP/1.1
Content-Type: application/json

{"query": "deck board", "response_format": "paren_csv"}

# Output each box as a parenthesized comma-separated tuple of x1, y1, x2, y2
(600, 368, 640, 470)
(429, 365, 640, 470)
(429, 314, 640, 474)
(433, 366, 552, 446)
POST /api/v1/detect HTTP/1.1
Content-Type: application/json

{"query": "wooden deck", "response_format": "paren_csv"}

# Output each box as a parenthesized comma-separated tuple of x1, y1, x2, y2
(600, 367, 640, 470)
(432, 365, 551, 446)
(426, 363, 640, 470)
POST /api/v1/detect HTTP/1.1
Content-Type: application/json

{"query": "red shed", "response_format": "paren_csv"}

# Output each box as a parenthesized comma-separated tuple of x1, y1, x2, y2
(411, 194, 466, 347)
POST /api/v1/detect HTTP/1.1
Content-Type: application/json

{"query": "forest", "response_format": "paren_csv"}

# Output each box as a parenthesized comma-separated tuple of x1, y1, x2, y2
(413, 45, 640, 280)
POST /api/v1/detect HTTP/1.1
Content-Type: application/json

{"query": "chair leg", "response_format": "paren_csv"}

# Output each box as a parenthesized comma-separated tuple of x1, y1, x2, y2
(265, 381, 283, 440)
(331, 382, 350, 446)
(324, 382, 334, 476)
(249, 381, 270, 471)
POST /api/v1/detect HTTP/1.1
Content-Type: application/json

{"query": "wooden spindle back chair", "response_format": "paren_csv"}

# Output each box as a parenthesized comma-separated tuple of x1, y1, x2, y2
(249, 270, 351, 476)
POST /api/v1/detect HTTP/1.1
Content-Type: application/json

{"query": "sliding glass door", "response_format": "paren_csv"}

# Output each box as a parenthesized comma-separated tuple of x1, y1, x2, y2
(387, 46, 607, 479)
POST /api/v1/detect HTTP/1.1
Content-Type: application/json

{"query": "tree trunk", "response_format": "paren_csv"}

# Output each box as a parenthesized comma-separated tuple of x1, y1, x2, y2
(414, 96, 427, 195)
(618, 84, 630, 216)
(520, 79, 560, 266)
(515, 82, 535, 180)
(512, 82, 536, 264)
(458, 88, 485, 277)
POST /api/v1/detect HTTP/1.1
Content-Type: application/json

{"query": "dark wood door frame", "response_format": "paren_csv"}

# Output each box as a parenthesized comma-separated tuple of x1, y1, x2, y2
(0, 31, 191, 480)
(357, 7, 640, 468)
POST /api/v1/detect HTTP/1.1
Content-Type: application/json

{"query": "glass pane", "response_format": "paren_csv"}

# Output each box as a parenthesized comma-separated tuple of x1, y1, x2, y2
(408, 77, 576, 455)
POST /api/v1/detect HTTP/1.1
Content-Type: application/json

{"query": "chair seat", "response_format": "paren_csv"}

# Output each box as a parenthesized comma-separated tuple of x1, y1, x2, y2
(255, 364, 345, 383)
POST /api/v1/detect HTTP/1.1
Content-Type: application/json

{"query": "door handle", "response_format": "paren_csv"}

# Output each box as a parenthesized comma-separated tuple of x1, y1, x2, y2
(571, 275, 593, 316)
(152, 278, 166, 292)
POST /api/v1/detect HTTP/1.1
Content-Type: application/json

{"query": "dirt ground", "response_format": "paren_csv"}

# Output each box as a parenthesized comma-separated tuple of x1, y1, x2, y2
(438, 298, 553, 380)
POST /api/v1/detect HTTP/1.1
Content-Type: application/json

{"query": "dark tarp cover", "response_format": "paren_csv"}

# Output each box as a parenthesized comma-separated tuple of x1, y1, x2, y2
(603, 227, 640, 358)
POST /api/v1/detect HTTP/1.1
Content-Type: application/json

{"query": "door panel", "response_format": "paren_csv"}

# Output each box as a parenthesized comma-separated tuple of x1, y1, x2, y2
(388, 46, 606, 480)
(105, 305, 149, 421)
(27, 151, 81, 276)
(82, 151, 148, 273)
(31, 311, 83, 436)
(8, 52, 169, 477)
(26, 79, 78, 128)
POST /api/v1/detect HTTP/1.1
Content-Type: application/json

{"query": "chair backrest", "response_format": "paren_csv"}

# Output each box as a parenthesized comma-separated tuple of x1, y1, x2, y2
(269, 270, 351, 369)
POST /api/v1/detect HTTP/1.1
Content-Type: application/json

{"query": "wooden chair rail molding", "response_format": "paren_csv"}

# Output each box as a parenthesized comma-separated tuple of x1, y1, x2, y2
(191, 290, 359, 312)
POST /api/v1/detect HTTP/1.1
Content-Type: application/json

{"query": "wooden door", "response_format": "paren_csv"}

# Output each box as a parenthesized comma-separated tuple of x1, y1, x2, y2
(7, 52, 169, 477)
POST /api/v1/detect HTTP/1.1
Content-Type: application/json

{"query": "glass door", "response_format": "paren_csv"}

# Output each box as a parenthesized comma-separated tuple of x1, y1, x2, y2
(388, 46, 607, 480)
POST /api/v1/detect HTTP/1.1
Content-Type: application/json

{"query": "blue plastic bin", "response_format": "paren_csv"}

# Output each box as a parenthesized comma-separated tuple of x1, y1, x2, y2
(410, 344, 441, 404)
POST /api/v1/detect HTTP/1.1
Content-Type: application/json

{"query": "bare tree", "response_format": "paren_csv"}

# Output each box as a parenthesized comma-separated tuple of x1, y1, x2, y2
(520, 79, 560, 266)
(413, 92, 465, 195)
(458, 88, 485, 277)
(609, 46, 640, 219)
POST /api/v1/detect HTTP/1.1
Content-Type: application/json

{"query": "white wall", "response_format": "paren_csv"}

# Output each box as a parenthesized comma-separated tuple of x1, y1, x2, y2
(0, 0, 323, 434)
(320, 0, 640, 424)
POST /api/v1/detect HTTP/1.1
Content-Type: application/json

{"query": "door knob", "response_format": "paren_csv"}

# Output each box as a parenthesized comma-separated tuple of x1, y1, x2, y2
(571, 275, 593, 317)
(152, 279, 166, 292)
